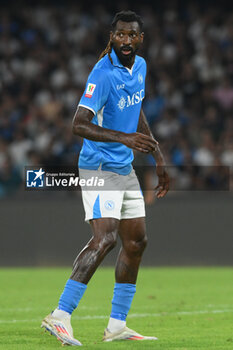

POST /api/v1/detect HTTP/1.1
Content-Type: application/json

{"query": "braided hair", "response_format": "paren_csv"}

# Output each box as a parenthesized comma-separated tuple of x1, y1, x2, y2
(98, 40, 113, 64)
(98, 10, 143, 64)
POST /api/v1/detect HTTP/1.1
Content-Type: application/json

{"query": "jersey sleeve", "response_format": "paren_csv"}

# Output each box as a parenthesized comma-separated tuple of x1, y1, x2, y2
(78, 68, 110, 115)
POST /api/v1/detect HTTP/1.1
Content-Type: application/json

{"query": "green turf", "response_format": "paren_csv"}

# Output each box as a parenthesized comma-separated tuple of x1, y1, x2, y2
(0, 267, 232, 349)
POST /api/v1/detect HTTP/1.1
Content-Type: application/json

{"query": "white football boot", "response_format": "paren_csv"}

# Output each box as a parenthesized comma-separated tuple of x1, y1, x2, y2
(103, 326, 158, 342)
(41, 312, 82, 346)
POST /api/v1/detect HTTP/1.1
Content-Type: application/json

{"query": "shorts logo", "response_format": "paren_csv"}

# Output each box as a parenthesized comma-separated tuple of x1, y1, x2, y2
(26, 168, 45, 187)
(85, 83, 96, 98)
(104, 200, 115, 210)
(117, 96, 126, 111)
(138, 73, 143, 84)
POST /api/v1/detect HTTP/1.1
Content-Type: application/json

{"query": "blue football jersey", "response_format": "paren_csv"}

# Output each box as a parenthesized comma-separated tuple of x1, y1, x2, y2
(78, 48, 147, 175)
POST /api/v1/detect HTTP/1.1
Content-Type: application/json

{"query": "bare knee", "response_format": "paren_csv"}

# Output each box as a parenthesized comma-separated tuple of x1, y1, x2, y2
(90, 230, 117, 255)
(88, 218, 119, 255)
(124, 235, 147, 257)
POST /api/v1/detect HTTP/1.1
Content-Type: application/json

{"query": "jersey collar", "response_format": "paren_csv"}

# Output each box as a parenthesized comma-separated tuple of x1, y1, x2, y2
(110, 48, 137, 72)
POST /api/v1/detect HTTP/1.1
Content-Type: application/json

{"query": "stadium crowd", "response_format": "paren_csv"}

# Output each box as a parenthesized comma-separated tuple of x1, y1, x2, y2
(0, 2, 233, 197)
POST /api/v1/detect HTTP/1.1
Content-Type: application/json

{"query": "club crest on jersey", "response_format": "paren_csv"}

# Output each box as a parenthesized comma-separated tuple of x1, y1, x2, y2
(138, 73, 143, 84)
(85, 83, 96, 98)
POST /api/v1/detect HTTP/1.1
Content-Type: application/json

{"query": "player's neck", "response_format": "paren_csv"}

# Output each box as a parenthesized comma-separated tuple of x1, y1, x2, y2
(118, 55, 135, 69)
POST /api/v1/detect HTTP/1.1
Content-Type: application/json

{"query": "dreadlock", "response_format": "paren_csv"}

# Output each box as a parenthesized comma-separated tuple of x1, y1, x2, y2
(98, 10, 144, 64)
(98, 40, 113, 64)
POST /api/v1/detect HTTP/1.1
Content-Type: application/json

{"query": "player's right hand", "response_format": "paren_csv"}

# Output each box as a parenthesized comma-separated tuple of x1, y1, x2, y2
(121, 132, 158, 153)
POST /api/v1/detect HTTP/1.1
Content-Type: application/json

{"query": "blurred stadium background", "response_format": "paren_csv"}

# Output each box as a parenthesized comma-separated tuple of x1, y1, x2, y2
(0, 0, 232, 266)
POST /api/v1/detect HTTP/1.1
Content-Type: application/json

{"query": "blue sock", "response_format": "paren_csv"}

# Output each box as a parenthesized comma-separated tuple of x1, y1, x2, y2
(58, 279, 87, 314)
(110, 283, 136, 321)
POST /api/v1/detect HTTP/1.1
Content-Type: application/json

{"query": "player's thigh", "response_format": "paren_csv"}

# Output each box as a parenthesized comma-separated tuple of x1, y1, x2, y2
(90, 217, 120, 242)
(81, 189, 124, 222)
(120, 169, 145, 221)
(79, 169, 124, 222)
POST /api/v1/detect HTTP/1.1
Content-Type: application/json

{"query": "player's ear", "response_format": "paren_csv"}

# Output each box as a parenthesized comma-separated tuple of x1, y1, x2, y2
(140, 32, 144, 43)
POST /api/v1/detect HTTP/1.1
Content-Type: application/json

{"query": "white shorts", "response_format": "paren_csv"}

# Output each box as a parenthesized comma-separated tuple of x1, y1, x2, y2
(79, 168, 145, 222)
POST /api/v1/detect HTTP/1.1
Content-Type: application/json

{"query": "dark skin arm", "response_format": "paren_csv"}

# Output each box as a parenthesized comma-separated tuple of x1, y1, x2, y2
(137, 109, 169, 198)
(72, 106, 158, 153)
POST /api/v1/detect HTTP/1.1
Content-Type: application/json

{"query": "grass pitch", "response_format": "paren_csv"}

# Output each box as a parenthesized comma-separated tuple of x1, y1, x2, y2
(0, 267, 232, 350)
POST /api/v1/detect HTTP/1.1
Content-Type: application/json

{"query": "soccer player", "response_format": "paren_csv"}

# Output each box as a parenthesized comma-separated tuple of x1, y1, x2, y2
(42, 10, 169, 346)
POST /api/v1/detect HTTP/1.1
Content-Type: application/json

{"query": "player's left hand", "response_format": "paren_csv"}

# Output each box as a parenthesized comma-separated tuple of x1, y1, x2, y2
(155, 166, 169, 198)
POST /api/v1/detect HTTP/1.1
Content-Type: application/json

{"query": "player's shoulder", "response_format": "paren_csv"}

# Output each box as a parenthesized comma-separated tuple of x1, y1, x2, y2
(89, 55, 112, 82)
(135, 55, 147, 67)
(94, 55, 112, 73)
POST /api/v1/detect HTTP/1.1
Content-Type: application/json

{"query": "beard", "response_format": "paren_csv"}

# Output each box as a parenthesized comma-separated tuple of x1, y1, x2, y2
(112, 43, 138, 66)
